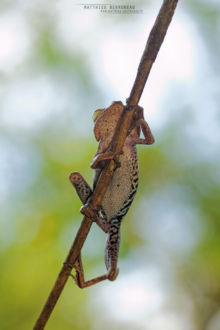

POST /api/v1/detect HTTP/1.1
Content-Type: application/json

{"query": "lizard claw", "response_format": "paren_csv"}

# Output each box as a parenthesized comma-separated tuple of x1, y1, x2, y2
(80, 203, 99, 221)
(70, 273, 82, 287)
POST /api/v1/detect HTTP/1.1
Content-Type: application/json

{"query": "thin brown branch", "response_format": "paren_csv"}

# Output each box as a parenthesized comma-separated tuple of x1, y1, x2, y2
(128, 0, 178, 106)
(33, 0, 179, 328)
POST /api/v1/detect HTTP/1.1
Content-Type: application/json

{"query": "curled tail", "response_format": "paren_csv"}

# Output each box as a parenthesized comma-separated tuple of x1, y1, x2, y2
(105, 218, 121, 281)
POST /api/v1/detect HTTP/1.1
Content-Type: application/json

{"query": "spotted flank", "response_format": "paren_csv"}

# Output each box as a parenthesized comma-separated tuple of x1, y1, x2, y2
(111, 168, 139, 225)
(105, 156, 139, 272)
(105, 176, 138, 271)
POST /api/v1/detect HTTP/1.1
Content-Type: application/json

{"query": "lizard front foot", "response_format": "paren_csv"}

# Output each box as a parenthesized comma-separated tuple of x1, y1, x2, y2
(91, 150, 123, 169)
(80, 202, 99, 221)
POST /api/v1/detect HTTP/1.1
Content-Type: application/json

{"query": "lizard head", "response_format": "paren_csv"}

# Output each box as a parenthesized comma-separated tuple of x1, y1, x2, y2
(93, 102, 124, 153)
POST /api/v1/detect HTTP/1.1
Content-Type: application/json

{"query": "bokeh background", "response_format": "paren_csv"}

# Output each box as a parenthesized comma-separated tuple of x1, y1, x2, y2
(0, 0, 220, 329)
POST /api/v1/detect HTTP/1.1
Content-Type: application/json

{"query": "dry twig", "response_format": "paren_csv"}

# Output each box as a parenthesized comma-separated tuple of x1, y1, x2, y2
(33, 1, 179, 328)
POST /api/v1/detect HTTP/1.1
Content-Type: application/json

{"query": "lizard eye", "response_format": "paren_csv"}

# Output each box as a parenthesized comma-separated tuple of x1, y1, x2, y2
(93, 108, 104, 122)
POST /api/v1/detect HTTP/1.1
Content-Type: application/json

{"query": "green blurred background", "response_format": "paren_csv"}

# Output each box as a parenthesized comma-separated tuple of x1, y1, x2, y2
(0, 0, 220, 329)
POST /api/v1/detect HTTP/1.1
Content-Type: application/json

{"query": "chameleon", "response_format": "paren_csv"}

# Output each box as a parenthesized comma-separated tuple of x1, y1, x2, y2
(69, 101, 154, 288)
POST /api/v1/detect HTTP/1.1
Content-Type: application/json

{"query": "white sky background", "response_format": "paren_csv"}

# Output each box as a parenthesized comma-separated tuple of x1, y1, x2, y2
(1, 1, 219, 146)
(0, 1, 220, 329)
(0, 2, 203, 122)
